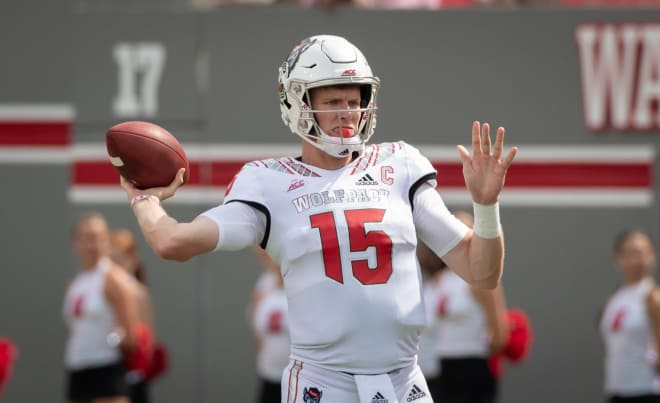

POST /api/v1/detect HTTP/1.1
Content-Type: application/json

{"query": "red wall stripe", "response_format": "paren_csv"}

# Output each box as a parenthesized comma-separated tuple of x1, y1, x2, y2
(73, 161, 247, 186)
(433, 162, 652, 188)
(0, 122, 71, 146)
(72, 160, 653, 188)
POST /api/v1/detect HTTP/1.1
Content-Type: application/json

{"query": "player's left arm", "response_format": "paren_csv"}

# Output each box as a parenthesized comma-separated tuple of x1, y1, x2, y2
(443, 121, 517, 289)
(441, 228, 503, 289)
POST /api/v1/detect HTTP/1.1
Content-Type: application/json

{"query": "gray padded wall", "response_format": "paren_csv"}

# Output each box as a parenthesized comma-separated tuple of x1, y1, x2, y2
(0, 5, 658, 403)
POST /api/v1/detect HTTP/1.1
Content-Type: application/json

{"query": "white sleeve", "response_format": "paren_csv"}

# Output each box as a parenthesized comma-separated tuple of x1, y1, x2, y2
(413, 183, 470, 258)
(200, 202, 267, 251)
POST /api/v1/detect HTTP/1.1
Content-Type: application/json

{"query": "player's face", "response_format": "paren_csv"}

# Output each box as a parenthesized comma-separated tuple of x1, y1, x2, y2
(309, 85, 362, 138)
(73, 217, 110, 268)
(616, 233, 656, 279)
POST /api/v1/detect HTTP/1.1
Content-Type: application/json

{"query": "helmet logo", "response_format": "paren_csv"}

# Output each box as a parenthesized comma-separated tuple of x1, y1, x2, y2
(341, 69, 357, 76)
(282, 38, 317, 79)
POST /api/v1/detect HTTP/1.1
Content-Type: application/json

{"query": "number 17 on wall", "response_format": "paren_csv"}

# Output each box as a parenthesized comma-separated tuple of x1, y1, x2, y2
(113, 42, 166, 118)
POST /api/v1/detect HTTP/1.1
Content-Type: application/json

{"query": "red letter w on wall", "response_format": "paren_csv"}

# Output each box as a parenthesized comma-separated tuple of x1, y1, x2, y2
(575, 24, 660, 131)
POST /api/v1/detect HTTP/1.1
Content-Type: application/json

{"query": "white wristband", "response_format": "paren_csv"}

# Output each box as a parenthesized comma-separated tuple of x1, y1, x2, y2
(130, 194, 160, 208)
(473, 202, 502, 239)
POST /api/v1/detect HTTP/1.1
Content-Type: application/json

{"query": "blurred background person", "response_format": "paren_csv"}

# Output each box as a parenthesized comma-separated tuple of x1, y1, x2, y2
(421, 210, 509, 403)
(110, 228, 167, 403)
(600, 229, 660, 403)
(248, 246, 281, 324)
(249, 246, 290, 403)
(0, 338, 17, 398)
(418, 242, 446, 401)
(63, 212, 141, 403)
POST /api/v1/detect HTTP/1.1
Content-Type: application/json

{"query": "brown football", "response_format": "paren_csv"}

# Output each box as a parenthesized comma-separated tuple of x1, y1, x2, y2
(106, 121, 189, 189)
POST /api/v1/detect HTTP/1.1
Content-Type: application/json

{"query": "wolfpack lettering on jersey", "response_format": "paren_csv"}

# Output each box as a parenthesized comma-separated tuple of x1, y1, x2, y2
(223, 141, 460, 373)
(291, 189, 391, 213)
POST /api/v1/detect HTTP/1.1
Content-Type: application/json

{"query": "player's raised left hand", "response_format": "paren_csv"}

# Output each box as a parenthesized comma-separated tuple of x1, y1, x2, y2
(457, 121, 517, 205)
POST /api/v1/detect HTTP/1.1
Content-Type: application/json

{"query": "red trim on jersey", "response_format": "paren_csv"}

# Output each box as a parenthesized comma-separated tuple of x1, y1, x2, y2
(288, 157, 321, 177)
(0, 122, 70, 146)
(286, 360, 302, 403)
(371, 144, 380, 168)
(280, 160, 295, 174)
(364, 144, 378, 170)
(277, 159, 296, 174)
(350, 154, 366, 175)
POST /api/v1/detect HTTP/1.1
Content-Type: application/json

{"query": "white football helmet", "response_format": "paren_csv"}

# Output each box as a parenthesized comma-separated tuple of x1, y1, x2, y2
(278, 35, 380, 158)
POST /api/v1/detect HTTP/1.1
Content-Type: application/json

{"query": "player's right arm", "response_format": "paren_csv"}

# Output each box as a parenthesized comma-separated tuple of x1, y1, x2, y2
(120, 168, 219, 261)
(122, 167, 264, 262)
(133, 202, 218, 262)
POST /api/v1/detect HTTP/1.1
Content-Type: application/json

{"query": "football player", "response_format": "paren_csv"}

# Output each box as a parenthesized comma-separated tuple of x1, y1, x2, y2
(120, 34, 517, 403)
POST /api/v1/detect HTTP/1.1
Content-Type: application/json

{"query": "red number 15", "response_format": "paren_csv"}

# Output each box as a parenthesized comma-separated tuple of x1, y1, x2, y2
(310, 208, 393, 285)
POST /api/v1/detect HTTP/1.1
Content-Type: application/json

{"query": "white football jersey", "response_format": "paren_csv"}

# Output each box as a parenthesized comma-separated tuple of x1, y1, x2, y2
(220, 141, 466, 373)
(63, 258, 121, 369)
(600, 277, 659, 396)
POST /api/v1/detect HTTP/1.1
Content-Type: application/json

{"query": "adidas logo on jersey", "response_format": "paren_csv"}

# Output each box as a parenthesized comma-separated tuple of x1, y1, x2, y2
(355, 173, 378, 185)
(371, 392, 388, 403)
(406, 384, 427, 402)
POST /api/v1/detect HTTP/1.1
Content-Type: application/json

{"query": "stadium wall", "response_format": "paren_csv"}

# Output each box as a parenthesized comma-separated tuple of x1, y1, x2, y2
(1, 5, 659, 403)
